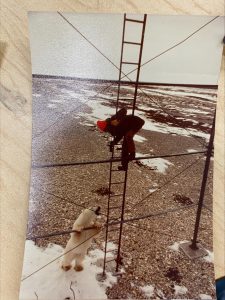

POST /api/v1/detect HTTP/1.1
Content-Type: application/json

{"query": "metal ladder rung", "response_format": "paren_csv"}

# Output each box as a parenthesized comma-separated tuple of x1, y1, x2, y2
(122, 61, 139, 65)
(125, 18, 144, 24)
(109, 206, 122, 210)
(108, 227, 120, 233)
(110, 193, 123, 197)
(124, 41, 142, 45)
(109, 217, 120, 222)
(108, 239, 118, 243)
(119, 81, 137, 85)
(106, 258, 116, 263)
(106, 248, 117, 253)
(118, 98, 134, 100)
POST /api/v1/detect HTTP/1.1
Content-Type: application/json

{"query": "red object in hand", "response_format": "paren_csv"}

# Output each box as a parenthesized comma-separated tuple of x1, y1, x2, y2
(97, 120, 107, 132)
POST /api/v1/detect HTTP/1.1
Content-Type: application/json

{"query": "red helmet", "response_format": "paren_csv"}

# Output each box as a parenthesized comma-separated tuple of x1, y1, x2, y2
(97, 120, 107, 132)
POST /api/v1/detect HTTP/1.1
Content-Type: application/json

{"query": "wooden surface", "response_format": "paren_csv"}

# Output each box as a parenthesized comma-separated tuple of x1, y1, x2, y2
(0, 1, 224, 299)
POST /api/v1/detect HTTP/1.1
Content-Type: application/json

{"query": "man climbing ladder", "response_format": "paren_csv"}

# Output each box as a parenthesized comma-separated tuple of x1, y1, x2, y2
(97, 107, 145, 170)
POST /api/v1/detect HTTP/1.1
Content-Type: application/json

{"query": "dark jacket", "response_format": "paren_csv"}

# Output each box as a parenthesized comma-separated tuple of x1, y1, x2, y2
(107, 108, 145, 146)
(113, 115, 145, 144)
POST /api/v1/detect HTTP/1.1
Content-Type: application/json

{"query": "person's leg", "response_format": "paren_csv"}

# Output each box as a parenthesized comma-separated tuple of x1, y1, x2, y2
(118, 137, 129, 171)
(126, 130, 135, 155)
(126, 118, 145, 158)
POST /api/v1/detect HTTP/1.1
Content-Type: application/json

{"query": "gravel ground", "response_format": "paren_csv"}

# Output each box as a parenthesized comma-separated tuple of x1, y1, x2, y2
(28, 77, 217, 299)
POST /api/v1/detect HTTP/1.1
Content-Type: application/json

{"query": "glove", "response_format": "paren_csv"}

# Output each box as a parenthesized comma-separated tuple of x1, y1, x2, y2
(128, 152, 135, 161)
(109, 141, 114, 152)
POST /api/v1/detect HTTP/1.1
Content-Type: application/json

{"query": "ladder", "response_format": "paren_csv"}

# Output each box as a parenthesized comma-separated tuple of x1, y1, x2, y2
(102, 13, 147, 276)
(116, 13, 147, 114)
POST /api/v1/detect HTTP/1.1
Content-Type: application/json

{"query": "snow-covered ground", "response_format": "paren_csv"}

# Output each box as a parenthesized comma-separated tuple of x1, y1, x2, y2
(20, 241, 117, 300)
(136, 152, 174, 174)
(77, 91, 211, 140)
(36, 78, 216, 142)
(141, 86, 217, 102)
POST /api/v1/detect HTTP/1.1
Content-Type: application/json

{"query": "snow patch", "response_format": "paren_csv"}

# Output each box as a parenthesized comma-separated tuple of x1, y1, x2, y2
(140, 285, 155, 298)
(203, 250, 214, 263)
(133, 135, 147, 143)
(187, 148, 198, 153)
(184, 108, 210, 114)
(19, 240, 117, 300)
(136, 153, 173, 174)
(77, 92, 210, 140)
(79, 97, 115, 122)
(168, 242, 214, 264)
(141, 87, 216, 102)
(168, 240, 189, 252)
(156, 289, 166, 299)
(135, 108, 209, 140)
(174, 285, 188, 295)
(82, 122, 95, 127)
(199, 294, 212, 299)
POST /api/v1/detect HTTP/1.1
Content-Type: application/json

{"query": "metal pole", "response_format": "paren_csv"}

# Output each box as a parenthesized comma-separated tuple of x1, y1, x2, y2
(116, 167, 128, 271)
(32, 150, 206, 169)
(190, 113, 216, 249)
(103, 148, 114, 276)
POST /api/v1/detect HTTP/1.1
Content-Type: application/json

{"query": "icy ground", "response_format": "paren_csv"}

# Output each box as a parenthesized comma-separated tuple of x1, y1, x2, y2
(20, 241, 117, 300)
(136, 153, 174, 174)
(33, 77, 216, 142)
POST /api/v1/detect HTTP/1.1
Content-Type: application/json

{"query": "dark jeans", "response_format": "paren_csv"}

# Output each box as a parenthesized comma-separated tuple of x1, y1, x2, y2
(121, 118, 145, 169)
(121, 137, 129, 169)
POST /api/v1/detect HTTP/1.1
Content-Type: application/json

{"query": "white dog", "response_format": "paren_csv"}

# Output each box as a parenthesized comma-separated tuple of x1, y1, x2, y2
(61, 206, 102, 271)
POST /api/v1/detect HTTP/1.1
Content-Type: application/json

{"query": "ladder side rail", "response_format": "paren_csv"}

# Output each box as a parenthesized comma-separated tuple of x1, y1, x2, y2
(103, 149, 114, 275)
(132, 14, 147, 115)
(116, 13, 126, 112)
(116, 168, 129, 272)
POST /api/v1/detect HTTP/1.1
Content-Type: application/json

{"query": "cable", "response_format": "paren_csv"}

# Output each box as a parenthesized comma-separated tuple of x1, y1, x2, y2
(28, 225, 103, 241)
(123, 16, 220, 79)
(126, 222, 181, 240)
(131, 154, 204, 209)
(34, 13, 218, 142)
(58, 12, 120, 74)
(121, 203, 198, 224)
(91, 203, 198, 230)
(32, 150, 206, 169)
(202, 204, 213, 213)
(21, 229, 103, 282)
(57, 13, 218, 147)
(27, 200, 211, 242)
(34, 187, 107, 216)
(32, 82, 114, 139)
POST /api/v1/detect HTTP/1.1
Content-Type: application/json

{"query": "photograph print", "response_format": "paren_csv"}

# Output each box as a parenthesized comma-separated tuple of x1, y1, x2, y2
(19, 12, 224, 300)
